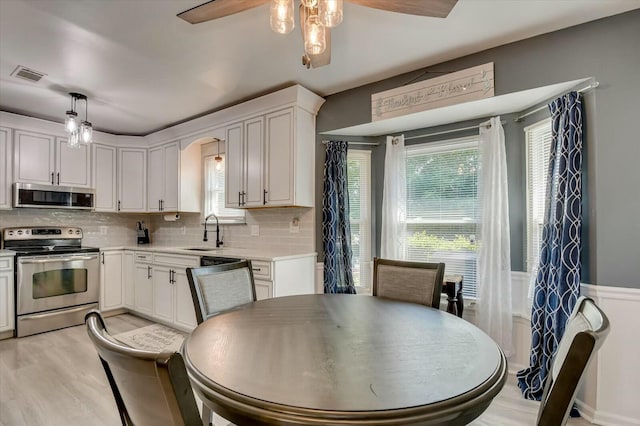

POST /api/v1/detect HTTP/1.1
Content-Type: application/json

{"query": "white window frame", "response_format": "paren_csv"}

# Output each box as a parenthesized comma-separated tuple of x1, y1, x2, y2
(347, 150, 372, 294)
(202, 141, 245, 224)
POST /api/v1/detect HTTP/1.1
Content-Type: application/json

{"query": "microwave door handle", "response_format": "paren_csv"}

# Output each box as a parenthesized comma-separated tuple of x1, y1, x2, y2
(19, 255, 98, 264)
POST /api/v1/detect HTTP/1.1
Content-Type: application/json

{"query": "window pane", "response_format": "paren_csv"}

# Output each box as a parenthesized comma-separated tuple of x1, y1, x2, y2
(405, 139, 479, 297)
(347, 150, 372, 293)
(203, 155, 245, 220)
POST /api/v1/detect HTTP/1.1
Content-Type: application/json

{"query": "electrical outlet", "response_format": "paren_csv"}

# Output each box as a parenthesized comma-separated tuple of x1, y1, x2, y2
(100, 226, 108, 235)
(251, 225, 260, 236)
(289, 218, 299, 234)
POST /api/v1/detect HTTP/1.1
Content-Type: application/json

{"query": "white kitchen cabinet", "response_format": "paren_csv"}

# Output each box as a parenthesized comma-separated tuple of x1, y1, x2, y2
(0, 127, 11, 209)
(0, 256, 14, 333)
(225, 122, 244, 208)
(148, 140, 200, 213)
(118, 147, 147, 212)
(13, 130, 55, 185)
(173, 268, 197, 329)
(254, 279, 273, 300)
(152, 266, 175, 323)
(249, 255, 316, 299)
(134, 262, 154, 315)
(13, 131, 91, 188)
(100, 251, 123, 311)
(122, 251, 135, 308)
(56, 137, 91, 187)
(93, 144, 117, 212)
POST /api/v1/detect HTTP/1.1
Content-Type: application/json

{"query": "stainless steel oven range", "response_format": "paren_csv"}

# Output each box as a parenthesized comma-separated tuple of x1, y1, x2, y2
(2, 227, 99, 337)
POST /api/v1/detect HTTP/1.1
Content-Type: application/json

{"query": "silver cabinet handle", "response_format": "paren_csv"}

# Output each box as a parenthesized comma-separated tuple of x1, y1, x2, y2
(118, 200, 121, 212)
(51, 172, 54, 185)
(147, 266, 152, 279)
(101, 253, 105, 264)
(263, 189, 268, 205)
(253, 268, 262, 272)
(57, 172, 60, 185)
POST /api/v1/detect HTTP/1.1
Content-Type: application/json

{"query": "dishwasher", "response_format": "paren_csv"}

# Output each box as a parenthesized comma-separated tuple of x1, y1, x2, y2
(200, 256, 243, 267)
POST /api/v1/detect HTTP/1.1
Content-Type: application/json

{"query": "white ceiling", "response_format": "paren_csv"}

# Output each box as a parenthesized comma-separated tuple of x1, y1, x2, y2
(0, 0, 637, 136)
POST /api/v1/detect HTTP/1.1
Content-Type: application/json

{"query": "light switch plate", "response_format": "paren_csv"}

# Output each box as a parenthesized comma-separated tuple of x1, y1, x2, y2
(251, 225, 260, 236)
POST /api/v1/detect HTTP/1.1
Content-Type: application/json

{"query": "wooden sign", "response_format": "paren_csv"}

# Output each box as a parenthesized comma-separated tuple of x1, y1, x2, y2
(371, 62, 495, 121)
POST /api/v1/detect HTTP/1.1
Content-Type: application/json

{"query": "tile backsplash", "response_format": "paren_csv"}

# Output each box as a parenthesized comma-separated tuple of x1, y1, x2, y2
(0, 207, 315, 253)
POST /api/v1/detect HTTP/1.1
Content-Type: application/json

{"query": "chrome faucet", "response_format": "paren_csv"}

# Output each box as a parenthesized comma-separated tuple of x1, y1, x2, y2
(203, 213, 223, 248)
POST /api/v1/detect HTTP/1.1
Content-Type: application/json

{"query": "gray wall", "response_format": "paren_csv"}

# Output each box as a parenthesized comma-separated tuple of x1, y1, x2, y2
(315, 9, 640, 288)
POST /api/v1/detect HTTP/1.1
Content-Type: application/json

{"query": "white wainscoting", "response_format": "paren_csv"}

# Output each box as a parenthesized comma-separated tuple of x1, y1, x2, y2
(315, 262, 640, 424)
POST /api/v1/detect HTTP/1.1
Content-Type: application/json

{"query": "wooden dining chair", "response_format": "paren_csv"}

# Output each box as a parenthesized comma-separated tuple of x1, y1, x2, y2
(372, 257, 445, 308)
(186, 260, 257, 324)
(85, 310, 202, 426)
(536, 296, 610, 426)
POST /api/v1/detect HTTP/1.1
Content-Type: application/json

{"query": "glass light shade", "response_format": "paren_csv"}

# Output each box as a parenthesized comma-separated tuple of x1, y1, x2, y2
(68, 129, 80, 148)
(304, 15, 326, 55)
(214, 155, 223, 171)
(270, 0, 294, 34)
(80, 121, 93, 144)
(319, 0, 343, 28)
(301, 0, 317, 7)
(65, 111, 78, 133)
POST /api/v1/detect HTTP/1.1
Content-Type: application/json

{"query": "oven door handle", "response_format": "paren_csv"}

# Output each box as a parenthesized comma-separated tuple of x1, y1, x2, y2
(19, 255, 98, 264)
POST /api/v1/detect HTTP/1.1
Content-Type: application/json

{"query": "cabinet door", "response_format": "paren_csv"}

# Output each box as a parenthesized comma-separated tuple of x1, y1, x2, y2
(264, 108, 294, 205)
(153, 266, 174, 323)
(255, 279, 273, 301)
(93, 144, 117, 212)
(13, 130, 55, 185)
(134, 264, 153, 315)
(244, 117, 265, 207)
(118, 148, 147, 212)
(162, 142, 180, 211)
(147, 146, 163, 212)
(0, 127, 11, 209)
(56, 137, 91, 187)
(225, 122, 243, 208)
(0, 270, 13, 332)
(173, 269, 197, 329)
(122, 252, 135, 308)
(100, 251, 123, 311)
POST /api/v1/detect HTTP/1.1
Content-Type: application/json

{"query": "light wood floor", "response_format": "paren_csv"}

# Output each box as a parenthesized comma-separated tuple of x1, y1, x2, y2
(0, 314, 594, 426)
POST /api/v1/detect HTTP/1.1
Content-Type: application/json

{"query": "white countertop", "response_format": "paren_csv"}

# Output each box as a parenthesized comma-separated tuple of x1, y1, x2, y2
(99, 245, 316, 262)
(0, 250, 16, 257)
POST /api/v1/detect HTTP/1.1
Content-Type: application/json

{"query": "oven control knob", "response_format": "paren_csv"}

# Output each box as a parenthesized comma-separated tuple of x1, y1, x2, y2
(76, 230, 81, 235)
(8, 231, 14, 236)
(17, 230, 23, 235)
(25, 230, 30, 234)
(68, 229, 73, 234)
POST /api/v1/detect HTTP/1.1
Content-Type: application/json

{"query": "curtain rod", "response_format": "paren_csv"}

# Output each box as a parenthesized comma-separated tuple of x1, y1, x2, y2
(514, 81, 600, 122)
(403, 120, 507, 141)
(322, 140, 380, 146)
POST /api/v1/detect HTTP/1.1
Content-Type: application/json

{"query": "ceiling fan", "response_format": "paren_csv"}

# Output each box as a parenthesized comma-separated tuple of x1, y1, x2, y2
(178, 0, 458, 69)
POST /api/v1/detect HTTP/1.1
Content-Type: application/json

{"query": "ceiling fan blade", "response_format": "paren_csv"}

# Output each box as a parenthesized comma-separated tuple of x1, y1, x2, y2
(178, 0, 269, 24)
(348, 0, 458, 18)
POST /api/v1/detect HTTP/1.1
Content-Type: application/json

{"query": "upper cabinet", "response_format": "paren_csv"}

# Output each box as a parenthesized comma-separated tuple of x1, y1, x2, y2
(13, 130, 90, 187)
(223, 86, 324, 209)
(148, 141, 200, 213)
(118, 147, 147, 212)
(93, 144, 117, 212)
(0, 127, 11, 209)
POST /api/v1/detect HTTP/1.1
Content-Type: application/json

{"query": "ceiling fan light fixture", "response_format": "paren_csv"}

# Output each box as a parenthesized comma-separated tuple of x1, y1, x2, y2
(270, 0, 295, 34)
(318, 0, 343, 28)
(304, 14, 326, 55)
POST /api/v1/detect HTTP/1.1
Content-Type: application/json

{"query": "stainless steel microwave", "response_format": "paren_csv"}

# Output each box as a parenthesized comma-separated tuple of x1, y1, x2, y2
(13, 183, 95, 210)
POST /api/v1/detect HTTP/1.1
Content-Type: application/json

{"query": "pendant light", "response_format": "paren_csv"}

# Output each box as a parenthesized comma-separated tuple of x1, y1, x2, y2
(318, 0, 343, 28)
(64, 93, 93, 147)
(304, 9, 326, 55)
(214, 138, 223, 171)
(270, 0, 294, 34)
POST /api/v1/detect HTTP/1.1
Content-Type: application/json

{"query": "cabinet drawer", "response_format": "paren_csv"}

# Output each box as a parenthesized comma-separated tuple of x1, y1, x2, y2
(251, 261, 272, 280)
(153, 253, 199, 268)
(134, 252, 153, 263)
(0, 257, 12, 270)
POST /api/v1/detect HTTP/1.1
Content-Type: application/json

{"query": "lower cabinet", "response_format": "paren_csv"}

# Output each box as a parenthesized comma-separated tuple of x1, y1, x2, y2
(122, 251, 135, 308)
(152, 266, 174, 323)
(133, 261, 154, 316)
(100, 251, 124, 311)
(0, 256, 14, 333)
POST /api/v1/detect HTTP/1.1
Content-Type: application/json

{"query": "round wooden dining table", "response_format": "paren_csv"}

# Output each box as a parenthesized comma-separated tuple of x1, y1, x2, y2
(182, 294, 507, 426)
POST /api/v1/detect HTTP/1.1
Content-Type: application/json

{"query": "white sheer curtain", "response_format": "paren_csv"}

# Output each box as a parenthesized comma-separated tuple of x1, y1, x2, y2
(381, 135, 406, 259)
(477, 117, 513, 357)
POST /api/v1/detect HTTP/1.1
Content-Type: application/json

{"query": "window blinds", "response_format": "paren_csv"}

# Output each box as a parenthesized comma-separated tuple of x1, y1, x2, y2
(405, 137, 479, 297)
(525, 118, 552, 273)
(347, 150, 372, 292)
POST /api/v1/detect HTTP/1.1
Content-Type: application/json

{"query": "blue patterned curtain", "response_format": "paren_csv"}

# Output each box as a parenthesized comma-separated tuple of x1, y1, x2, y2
(517, 92, 583, 401)
(323, 141, 356, 294)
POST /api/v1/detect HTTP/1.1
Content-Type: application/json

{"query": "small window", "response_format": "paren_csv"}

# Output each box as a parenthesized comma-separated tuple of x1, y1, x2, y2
(347, 150, 372, 294)
(525, 118, 552, 275)
(202, 142, 245, 223)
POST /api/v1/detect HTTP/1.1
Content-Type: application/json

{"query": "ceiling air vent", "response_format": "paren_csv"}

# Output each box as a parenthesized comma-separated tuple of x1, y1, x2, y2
(11, 65, 46, 83)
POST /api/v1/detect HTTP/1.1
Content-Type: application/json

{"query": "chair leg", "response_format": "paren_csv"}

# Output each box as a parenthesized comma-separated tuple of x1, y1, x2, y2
(201, 403, 212, 426)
